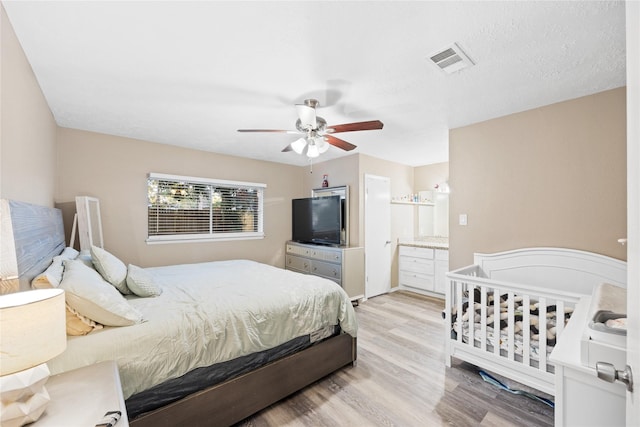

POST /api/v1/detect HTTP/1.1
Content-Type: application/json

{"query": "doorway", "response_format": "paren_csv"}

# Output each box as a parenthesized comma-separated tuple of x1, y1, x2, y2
(364, 174, 391, 298)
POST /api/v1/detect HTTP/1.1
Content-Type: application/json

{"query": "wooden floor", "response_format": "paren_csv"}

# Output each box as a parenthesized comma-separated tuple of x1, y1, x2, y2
(236, 291, 554, 427)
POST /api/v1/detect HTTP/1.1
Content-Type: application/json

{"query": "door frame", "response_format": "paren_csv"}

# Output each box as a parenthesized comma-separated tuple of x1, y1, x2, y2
(625, 1, 639, 422)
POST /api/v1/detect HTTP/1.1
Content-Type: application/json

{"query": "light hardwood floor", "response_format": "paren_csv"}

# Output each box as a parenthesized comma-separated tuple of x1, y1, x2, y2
(237, 291, 554, 427)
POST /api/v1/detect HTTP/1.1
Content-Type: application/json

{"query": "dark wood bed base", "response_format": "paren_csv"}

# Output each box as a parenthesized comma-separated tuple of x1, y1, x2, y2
(130, 333, 357, 427)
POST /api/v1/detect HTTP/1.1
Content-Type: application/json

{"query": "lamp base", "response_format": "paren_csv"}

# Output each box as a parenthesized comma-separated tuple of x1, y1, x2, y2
(0, 363, 51, 427)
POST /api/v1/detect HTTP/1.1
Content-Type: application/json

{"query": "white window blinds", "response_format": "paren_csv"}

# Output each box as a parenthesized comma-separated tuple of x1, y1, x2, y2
(147, 173, 265, 243)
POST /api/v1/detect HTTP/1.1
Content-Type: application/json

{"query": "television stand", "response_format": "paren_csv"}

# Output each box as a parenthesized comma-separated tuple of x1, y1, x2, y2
(285, 241, 364, 303)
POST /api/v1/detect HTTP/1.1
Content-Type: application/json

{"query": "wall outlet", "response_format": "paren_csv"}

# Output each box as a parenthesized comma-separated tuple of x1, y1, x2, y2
(459, 214, 468, 226)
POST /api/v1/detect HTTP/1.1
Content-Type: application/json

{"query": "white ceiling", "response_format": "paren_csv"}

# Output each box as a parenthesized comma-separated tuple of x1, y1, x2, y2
(3, 1, 626, 167)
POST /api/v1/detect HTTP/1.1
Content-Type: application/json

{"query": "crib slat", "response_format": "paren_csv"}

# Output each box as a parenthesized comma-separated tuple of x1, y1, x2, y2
(522, 294, 531, 367)
(538, 297, 547, 372)
(493, 287, 500, 356)
(556, 300, 565, 339)
(507, 292, 515, 360)
(480, 286, 487, 352)
(456, 282, 463, 343)
(468, 284, 475, 348)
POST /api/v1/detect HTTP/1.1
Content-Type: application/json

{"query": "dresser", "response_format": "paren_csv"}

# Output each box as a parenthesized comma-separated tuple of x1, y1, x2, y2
(285, 241, 365, 302)
(398, 245, 449, 297)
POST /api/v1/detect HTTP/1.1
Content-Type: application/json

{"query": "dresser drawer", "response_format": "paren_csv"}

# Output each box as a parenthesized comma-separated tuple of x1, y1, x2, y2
(286, 244, 310, 257)
(399, 256, 434, 275)
(311, 260, 342, 281)
(309, 247, 342, 263)
(285, 254, 310, 273)
(399, 246, 434, 259)
(399, 271, 434, 291)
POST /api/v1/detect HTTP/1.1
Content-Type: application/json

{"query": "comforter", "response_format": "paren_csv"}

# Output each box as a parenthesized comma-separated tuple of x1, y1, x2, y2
(48, 259, 357, 399)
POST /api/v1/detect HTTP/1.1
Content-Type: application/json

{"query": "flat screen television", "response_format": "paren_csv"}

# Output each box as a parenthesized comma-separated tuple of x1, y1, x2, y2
(292, 195, 342, 246)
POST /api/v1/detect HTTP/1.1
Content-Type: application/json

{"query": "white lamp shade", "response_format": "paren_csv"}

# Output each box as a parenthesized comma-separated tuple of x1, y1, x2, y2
(315, 137, 330, 153)
(291, 137, 307, 154)
(0, 289, 66, 376)
(306, 143, 320, 158)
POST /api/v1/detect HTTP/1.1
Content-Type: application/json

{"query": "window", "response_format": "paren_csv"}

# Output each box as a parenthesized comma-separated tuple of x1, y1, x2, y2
(147, 173, 265, 243)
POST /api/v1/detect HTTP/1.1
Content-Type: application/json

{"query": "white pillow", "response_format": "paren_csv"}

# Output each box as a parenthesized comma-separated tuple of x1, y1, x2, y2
(31, 247, 81, 289)
(31, 256, 65, 289)
(60, 259, 143, 327)
(126, 265, 162, 297)
(91, 246, 131, 294)
(60, 247, 80, 259)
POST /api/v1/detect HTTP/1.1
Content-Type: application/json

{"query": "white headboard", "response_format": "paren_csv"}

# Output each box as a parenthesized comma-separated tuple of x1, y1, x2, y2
(0, 199, 65, 293)
(473, 247, 627, 295)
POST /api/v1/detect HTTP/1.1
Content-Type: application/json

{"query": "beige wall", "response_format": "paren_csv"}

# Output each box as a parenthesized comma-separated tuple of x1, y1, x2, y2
(56, 127, 306, 268)
(301, 154, 361, 246)
(414, 162, 449, 192)
(1, 5, 57, 206)
(449, 87, 627, 269)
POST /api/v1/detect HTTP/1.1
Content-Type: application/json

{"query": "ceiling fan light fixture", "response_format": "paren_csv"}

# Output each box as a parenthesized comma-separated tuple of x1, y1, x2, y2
(306, 142, 320, 158)
(316, 137, 330, 153)
(291, 137, 307, 154)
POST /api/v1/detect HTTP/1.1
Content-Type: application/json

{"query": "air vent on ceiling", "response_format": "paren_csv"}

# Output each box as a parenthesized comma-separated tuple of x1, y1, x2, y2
(429, 43, 474, 74)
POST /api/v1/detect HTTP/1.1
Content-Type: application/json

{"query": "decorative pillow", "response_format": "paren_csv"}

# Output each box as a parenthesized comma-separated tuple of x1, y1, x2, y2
(65, 303, 103, 336)
(60, 259, 143, 327)
(75, 252, 94, 268)
(31, 256, 65, 289)
(126, 265, 162, 297)
(91, 246, 131, 295)
(60, 246, 80, 260)
(31, 247, 80, 289)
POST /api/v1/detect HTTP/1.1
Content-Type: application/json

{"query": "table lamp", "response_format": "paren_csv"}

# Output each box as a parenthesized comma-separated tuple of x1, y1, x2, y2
(0, 288, 66, 427)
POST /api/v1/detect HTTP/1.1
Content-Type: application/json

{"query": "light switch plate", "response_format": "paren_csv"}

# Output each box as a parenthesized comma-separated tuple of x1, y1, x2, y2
(459, 214, 468, 226)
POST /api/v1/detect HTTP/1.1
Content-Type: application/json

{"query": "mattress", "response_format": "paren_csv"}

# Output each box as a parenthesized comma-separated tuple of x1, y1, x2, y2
(48, 259, 358, 399)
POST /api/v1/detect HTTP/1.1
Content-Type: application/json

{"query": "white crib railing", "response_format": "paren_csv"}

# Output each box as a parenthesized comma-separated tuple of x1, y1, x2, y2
(444, 265, 582, 395)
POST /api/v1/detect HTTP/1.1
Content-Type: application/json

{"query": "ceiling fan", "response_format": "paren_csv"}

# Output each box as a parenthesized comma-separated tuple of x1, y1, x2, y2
(237, 99, 383, 158)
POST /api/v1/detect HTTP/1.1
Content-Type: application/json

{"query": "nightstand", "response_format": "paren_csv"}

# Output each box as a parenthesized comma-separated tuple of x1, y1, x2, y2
(36, 361, 129, 426)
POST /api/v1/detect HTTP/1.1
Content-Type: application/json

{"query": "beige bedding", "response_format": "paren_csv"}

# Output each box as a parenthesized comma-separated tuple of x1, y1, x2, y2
(48, 259, 357, 399)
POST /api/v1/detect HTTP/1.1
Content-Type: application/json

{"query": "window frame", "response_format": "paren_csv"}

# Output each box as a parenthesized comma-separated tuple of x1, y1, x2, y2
(146, 172, 266, 244)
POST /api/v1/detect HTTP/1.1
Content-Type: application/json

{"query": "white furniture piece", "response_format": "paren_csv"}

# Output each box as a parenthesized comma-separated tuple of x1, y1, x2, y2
(398, 245, 449, 297)
(285, 241, 365, 302)
(35, 361, 129, 427)
(73, 196, 104, 253)
(444, 247, 626, 396)
(550, 285, 627, 426)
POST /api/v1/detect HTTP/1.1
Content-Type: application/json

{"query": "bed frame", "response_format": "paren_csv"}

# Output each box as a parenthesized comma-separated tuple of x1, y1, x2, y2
(2, 199, 357, 427)
(444, 247, 626, 396)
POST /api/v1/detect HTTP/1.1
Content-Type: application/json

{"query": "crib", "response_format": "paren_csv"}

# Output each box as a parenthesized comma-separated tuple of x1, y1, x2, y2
(444, 247, 627, 396)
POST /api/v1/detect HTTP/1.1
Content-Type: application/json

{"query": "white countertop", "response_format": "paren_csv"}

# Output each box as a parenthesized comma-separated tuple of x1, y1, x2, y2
(398, 236, 449, 249)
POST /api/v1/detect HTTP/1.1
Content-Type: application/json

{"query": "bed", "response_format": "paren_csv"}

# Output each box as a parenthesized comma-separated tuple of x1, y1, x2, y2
(444, 247, 626, 396)
(1, 199, 358, 427)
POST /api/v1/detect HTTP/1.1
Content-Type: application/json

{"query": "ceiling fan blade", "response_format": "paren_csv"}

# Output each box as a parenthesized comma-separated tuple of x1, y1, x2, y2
(325, 135, 357, 151)
(326, 120, 384, 134)
(296, 104, 317, 129)
(282, 145, 293, 152)
(237, 129, 300, 134)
